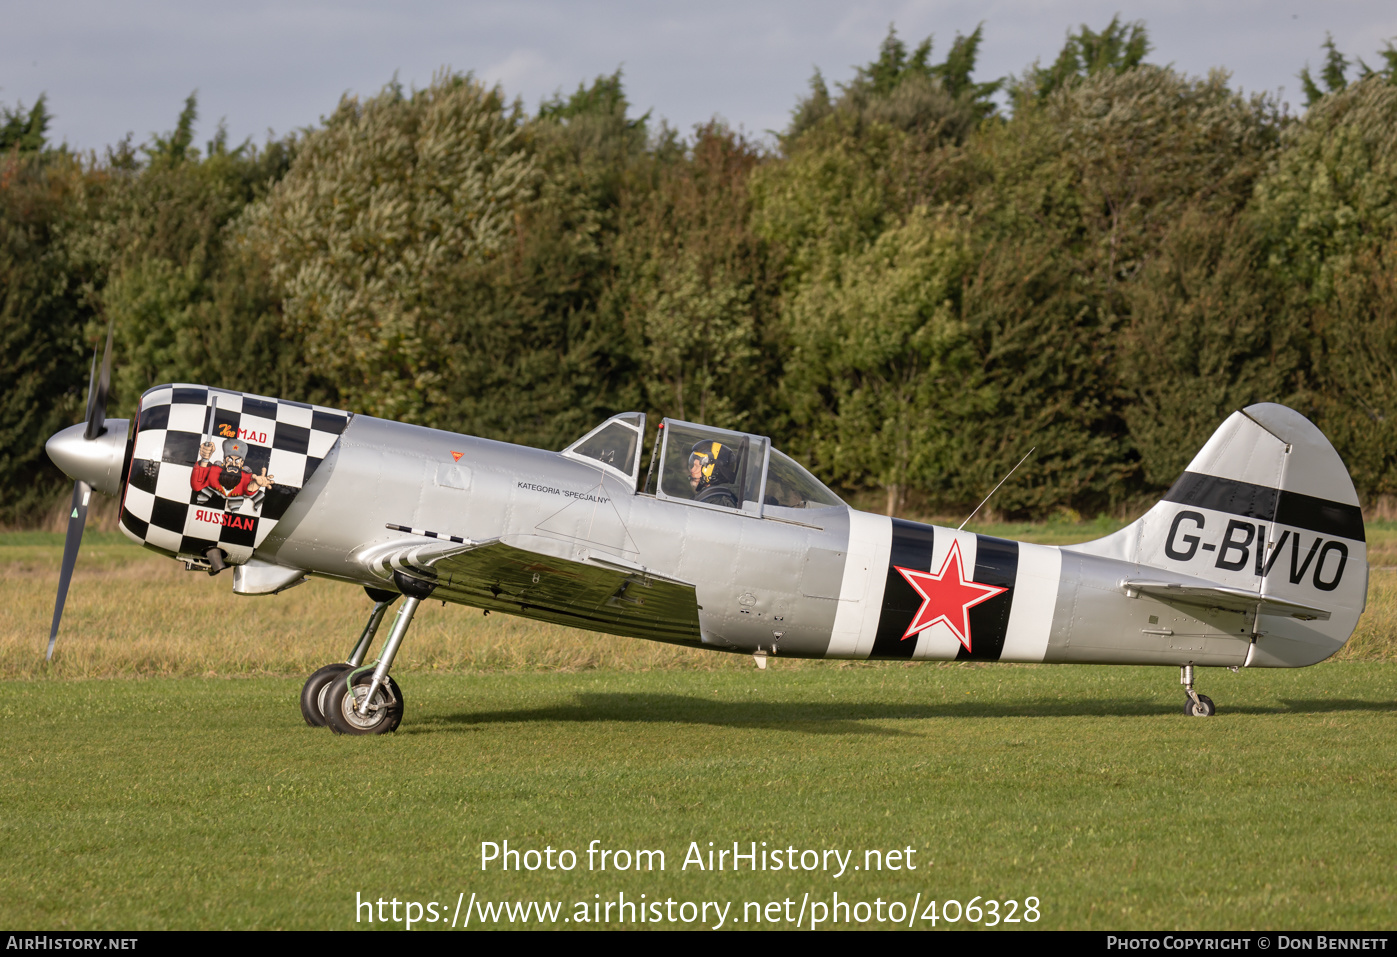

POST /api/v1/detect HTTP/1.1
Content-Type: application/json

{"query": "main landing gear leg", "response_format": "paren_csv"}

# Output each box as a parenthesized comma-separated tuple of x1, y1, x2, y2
(1181, 663, 1216, 717)
(325, 574, 432, 735)
(349, 588, 400, 666)
(300, 587, 399, 727)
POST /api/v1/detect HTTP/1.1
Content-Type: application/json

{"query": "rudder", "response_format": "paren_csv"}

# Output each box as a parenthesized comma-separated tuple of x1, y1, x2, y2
(1073, 403, 1367, 666)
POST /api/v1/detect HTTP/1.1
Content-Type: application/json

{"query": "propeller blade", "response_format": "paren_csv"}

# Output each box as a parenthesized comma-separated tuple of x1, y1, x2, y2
(81, 348, 97, 428)
(47, 480, 92, 661)
(54, 319, 112, 659)
(84, 319, 114, 440)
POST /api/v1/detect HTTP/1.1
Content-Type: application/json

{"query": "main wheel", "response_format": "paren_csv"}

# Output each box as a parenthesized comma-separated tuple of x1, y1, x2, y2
(1184, 694, 1216, 717)
(300, 663, 351, 727)
(324, 670, 404, 735)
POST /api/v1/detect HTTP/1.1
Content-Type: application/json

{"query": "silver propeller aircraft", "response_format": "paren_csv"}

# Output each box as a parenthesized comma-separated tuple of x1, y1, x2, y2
(46, 344, 1368, 733)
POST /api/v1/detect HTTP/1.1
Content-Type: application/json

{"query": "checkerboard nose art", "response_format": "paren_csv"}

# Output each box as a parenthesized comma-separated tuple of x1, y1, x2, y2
(119, 385, 351, 564)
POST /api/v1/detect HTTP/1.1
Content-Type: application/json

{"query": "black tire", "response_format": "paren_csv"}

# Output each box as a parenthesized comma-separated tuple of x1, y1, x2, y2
(1185, 694, 1216, 717)
(324, 670, 404, 735)
(301, 663, 351, 727)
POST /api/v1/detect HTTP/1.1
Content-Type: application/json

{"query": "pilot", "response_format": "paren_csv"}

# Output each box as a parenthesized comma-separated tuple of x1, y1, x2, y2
(688, 440, 740, 509)
(192, 437, 275, 510)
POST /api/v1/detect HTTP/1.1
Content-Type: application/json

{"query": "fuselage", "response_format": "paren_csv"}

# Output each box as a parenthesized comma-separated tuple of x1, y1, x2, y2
(48, 387, 1367, 671)
(256, 413, 1366, 669)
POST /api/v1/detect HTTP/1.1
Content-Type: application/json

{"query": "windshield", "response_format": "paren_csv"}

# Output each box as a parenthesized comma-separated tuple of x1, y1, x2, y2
(573, 422, 639, 474)
(561, 413, 645, 485)
(764, 449, 844, 509)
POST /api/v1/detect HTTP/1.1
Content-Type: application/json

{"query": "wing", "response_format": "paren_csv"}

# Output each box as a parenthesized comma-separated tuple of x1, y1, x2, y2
(356, 533, 703, 645)
(1121, 580, 1332, 621)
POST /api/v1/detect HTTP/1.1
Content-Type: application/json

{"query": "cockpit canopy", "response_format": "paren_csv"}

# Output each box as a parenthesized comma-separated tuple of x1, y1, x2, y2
(656, 420, 767, 514)
(559, 412, 645, 485)
(563, 413, 843, 517)
(764, 448, 846, 510)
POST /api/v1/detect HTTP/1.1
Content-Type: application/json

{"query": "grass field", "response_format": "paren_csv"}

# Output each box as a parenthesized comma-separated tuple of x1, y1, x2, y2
(5, 521, 1395, 679)
(2, 525, 1396, 930)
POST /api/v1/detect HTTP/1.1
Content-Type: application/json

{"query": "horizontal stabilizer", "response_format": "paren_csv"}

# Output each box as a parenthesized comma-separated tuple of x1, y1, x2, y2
(1121, 580, 1331, 621)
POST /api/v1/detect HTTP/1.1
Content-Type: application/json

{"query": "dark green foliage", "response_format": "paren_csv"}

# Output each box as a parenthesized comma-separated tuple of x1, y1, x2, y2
(762, 61, 1286, 516)
(10, 23, 1397, 523)
(615, 124, 776, 432)
(1026, 68, 1284, 501)
(931, 26, 1004, 119)
(97, 93, 297, 413)
(539, 69, 648, 132)
(1300, 34, 1397, 107)
(786, 71, 832, 144)
(1117, 212, 1302, 487)
(243, 75, 534, 424)
(1, 96, 52, 153)
(430, 71, 651, 448)
(1319, 35, 1351, 93)
(783, 25, 1000, 149)
(1067, 16, 1150, 73)
(1251, 76, 1397, 300)
(1360, 40, 1397, 80)
(1251, 76, 1397, 498)
(855, 26, 935, 95)
(1015, 15, 1151, 107)
(1300, 34, 1349, 107)
(144, 93, 199, 166)
(1307, 241, 1397, 496)
(0, 151, 101, 523)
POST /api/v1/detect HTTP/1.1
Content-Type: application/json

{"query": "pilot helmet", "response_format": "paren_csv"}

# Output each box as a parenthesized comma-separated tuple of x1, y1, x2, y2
(688, 440, 738, 490)
(222, 438, 250, 462)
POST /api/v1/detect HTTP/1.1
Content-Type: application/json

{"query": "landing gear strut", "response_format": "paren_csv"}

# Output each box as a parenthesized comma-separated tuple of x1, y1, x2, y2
(319, 573, 434, 735)
(1181, 663, 1216, 717)
(299, 587, 398, 728)
(324, 591, 422, 735)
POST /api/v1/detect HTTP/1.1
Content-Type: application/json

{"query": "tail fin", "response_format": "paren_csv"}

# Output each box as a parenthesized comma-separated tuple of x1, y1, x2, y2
(1074, 403, 1368, 666)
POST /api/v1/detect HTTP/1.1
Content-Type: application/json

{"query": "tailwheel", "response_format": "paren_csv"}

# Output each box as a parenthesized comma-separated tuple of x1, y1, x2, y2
(324, 670, 405, 735)
(1184, 693, 1216, 717)
(300, 663, 351, 727)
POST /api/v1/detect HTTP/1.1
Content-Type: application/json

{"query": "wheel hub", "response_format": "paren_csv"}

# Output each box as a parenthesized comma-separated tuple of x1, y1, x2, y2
(342, 685, 387, 730)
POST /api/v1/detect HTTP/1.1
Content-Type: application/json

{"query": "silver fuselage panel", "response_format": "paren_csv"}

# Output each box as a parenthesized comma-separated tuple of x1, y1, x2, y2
(258, 414, 848, 655)
(247, 411, 1365, 669)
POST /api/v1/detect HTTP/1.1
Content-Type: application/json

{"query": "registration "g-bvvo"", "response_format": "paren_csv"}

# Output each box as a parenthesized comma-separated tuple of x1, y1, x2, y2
(1164, 511, 1349, 592)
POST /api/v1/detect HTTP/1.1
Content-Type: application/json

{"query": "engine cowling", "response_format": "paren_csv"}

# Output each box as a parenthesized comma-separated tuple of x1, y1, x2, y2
(118, 384, 351, 566)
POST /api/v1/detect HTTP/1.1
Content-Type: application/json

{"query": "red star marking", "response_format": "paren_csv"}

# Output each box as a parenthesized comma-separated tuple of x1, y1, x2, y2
(894, 540, 1008, 653)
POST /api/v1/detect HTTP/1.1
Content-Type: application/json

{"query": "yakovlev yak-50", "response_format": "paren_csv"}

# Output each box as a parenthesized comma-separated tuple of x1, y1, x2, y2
(46, 339, 1368, 733)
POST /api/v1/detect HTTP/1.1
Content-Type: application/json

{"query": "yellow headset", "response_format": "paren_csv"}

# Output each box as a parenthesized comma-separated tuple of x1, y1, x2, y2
(689, 442, 724, 483)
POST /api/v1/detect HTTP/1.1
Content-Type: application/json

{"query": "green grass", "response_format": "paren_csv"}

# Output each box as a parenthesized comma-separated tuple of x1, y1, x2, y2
(2, 664, 1395, 930)
(5, 525, 1397, 930)
(7, 522, 1393, 681)
(963, 516, 1129, 545)
(0, 531, 134, 547)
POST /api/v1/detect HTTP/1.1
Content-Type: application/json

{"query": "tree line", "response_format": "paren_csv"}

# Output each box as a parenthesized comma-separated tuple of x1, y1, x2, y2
(4, 19, 1397, 524)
